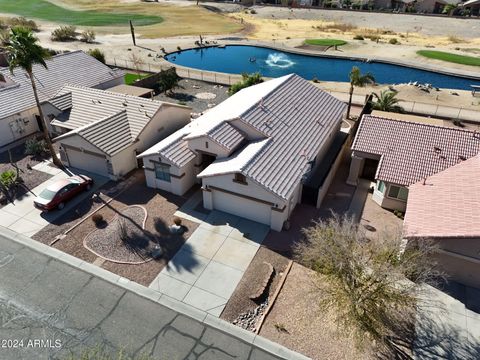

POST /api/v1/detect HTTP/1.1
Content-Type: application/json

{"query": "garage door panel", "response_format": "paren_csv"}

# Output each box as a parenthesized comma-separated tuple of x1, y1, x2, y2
(66, 148, 108, 176)
(212, 190, 271, 226)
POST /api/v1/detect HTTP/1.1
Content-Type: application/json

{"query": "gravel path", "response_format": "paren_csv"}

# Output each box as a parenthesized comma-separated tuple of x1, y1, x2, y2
(84, 205, 154, 264)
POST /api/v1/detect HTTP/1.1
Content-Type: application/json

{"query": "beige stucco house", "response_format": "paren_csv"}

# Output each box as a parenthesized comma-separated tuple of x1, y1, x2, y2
(404, 155, 480, 288)
(42, 85, 191, 180)
(348, 114, 480, 212)
(138, 74, 347, 231)
(0, 51, 124, 147)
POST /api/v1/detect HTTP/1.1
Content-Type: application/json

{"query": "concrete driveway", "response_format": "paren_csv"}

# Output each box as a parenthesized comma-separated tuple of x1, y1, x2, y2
(414, 284, 480, 359)
(150, 206, 269, 317)
(0, 163, 108, 237)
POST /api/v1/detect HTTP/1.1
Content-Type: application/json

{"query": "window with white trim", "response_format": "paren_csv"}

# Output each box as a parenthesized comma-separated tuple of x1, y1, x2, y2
(387, 185, 408, 201)
(377, 181, 386, 194)
(154, 163, 171, 182)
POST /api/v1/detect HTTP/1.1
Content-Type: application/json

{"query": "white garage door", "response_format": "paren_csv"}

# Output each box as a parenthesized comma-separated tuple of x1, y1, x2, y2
(212, 190, 271, 226)
(66, 148, 108, 176)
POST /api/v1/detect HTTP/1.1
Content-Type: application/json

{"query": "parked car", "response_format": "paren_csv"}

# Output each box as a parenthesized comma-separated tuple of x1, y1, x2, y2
(34, 175, 93, 211)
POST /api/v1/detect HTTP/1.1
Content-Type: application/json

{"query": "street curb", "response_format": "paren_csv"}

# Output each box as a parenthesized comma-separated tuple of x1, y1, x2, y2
(2, 227, 310, 360)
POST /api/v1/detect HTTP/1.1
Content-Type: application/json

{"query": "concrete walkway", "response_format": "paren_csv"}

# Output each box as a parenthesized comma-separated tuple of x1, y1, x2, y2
(0, 163, 108, 237)
(414, 284, 480, 359)
(150, 195, 269, 317)
(0, 228, 308, 360)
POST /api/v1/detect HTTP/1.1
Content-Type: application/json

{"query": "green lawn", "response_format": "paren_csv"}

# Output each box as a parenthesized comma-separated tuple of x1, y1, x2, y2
(0, 0, 162, 26)
(124, 73, 149, 85)
(304, 39, 347, 46)
(417, 50, 480, 67)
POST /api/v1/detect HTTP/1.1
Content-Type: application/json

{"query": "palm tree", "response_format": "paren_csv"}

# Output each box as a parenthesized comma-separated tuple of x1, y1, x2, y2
(372, 90, 404, 113)
(5, 27, 62, 167)
(346, 66, 375, 119)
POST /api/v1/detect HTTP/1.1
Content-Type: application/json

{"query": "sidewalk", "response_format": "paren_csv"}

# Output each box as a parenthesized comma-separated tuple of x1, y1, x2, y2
(0, 228, 309, 360)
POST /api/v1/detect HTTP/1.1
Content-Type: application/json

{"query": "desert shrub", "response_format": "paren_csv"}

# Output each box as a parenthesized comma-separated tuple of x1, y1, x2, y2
(250, 9, 257, 14)
(0, 170, 17, 189)
(8, 17, 39, 32)
(24, 138, 48, 156)
(51, 25, 77, 42)
(87, 48, 106, 64)
(177, 46, 181, 51)
(92, 213, 104, 226)
(353, 35, 364, 40)
(447, 35, 464, 44)
(173, 217, 182, 226)
(80, 29, 96, 43)
(389, 38, 398, 45)
(312, 76, 319, 83)
(228, 72, 264, 96)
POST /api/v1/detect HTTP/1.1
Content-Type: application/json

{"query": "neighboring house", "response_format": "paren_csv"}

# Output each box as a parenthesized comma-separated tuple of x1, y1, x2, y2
(347, 115, 480, 212)
(138, 74, 347, 231)
(0, 50, 124, 147)
(404, 154, 480, 288)
(42, 85, 191, 180)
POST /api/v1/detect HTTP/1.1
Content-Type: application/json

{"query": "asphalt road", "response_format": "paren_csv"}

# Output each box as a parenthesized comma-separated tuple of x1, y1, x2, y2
(0, 233, 284, 360)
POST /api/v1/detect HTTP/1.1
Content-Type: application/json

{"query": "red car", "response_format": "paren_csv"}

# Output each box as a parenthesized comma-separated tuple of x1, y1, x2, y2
(34, 175, 93, 211)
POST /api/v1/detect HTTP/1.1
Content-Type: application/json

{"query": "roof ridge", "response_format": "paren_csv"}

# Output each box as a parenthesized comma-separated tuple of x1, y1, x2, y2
(54, 109, 128, 141)
(238, 74, 295, 119)
(62, 84, 165, 105)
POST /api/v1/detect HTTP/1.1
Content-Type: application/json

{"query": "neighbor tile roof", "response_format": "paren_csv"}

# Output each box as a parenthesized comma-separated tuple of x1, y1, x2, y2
(142, 74, 346, 200)
(51, 85, 188, 156)
(352, 115, 480, 186)
(404, 154, 480, 239)
(0, 50, 123, 120)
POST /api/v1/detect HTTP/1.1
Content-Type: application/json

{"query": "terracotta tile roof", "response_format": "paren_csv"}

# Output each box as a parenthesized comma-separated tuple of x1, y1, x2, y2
(404, 154, 480, 239)
(352, 115, 480, 186)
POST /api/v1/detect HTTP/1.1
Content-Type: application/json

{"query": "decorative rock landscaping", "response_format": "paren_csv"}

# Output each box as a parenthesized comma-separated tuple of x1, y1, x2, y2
(84, 205, 156, 264)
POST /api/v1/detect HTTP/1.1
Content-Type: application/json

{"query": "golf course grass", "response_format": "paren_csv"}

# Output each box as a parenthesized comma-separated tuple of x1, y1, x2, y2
(0, 0, 162, 26)
(304, 39, 347, 46)
(417, 50, 480, 67)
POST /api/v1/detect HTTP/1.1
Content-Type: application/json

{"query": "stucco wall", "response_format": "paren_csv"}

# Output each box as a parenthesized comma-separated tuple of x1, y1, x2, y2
(372, 182, 407, 212)
(230, 119, 265, 140)
(0, 108, 40, 146)
(434, 249, 480, 289)
(143, 155, 196, 196)
(187, 137, 230, 158)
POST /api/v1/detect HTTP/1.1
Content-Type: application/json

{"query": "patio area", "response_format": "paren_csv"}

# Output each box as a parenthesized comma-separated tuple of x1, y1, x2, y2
(149, 193, 269, 317)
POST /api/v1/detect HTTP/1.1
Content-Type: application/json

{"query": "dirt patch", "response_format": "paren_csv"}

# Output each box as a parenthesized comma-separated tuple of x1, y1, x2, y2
(221, 247, 290, 327)
(296, 44, 329, 52)
(33, 172, 199, 286)
(259, 263, 372, 360)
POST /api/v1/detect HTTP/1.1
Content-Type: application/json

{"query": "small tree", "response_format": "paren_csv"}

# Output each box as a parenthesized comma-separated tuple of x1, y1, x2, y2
(129, 51, 144, 77)
(87, 48, 106, 64)
(346, 66, 375, 119)
(156, 67, 181, 95)
(371, 90, 404, 113)
(80, 29, 96, 44)
(228, 72, 264, 96)
(295, 214, 441, 355)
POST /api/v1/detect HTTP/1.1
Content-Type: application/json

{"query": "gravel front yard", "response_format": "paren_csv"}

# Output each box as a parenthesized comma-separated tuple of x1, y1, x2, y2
(221, 247, 290, 329)
(84, 205, 154, 264)
(260, 263, 372, 360)
(33, 172, 199, 286)
(154, 78, 229, 113)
